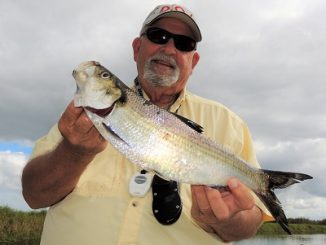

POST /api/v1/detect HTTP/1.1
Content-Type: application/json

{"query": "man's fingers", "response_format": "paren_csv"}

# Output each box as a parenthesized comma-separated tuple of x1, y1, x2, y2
(192, 185, 231, 223)
(60, 101, 83, 127)
(227, 178, 255, 211)
(191, 185, 212, 216)
(73, 112, 94, 135)
(59, 101, 95, 136)
(205, 187, 230, 221)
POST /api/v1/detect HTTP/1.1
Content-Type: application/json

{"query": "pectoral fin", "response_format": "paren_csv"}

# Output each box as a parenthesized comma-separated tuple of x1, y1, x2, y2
(171, 113, 204, 133)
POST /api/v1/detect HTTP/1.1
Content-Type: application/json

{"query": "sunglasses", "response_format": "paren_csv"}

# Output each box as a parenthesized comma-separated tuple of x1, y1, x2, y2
(143, 27, 197, 52)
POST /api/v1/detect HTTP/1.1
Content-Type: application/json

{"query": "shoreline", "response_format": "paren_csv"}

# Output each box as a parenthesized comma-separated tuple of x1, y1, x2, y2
(1, 206, 325, 242)
(256, 222, 326, 235)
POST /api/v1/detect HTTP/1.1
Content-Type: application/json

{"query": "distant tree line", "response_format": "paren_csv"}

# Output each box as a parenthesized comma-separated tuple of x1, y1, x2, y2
(288, 218, 326, 225)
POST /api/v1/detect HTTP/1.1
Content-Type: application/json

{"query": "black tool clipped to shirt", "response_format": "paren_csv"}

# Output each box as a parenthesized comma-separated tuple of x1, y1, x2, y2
(152, 175, 182, 225)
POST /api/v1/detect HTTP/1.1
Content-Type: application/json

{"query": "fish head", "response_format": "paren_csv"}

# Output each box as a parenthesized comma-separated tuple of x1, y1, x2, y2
(73, 61, 122, 115)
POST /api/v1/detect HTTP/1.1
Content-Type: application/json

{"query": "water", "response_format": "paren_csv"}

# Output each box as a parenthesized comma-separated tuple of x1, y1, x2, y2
(235, 234, 326, 245)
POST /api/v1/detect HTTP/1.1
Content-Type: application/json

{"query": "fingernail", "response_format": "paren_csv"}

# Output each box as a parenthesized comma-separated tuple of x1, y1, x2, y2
(229, 178, 238, 189)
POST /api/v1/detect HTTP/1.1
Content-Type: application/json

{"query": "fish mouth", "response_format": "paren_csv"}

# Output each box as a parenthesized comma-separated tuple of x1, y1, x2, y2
(85, 103, 115, 117)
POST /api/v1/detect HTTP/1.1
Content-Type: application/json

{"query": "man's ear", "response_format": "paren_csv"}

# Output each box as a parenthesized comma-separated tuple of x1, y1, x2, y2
(191, 52, 200, 69)
(132, 37, 141, 62)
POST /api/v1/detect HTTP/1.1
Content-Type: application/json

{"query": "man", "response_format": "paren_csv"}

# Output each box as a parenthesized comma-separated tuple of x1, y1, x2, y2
(22, 4, 271, 244)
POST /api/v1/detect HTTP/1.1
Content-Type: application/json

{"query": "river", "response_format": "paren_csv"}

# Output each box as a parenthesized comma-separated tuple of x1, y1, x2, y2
(235, 234, 326, 245)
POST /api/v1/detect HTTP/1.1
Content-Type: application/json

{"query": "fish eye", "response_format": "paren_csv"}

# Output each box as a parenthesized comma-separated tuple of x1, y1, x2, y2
(101, 72, 111, 79)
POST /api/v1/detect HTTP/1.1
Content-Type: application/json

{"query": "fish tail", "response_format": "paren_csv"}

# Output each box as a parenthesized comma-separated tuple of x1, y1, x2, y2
(254, 170, 312, 235)
(254, 188, 291, 234)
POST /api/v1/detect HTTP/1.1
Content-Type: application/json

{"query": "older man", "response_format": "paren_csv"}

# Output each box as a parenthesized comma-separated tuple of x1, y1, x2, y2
(22, 4, 270, 244)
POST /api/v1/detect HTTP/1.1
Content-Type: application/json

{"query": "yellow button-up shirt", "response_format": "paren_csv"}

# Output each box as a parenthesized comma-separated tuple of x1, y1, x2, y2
(31, 89, 271, 245)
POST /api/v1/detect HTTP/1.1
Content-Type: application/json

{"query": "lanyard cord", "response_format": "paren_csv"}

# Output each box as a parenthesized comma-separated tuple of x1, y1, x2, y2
(134, 77, 144, 98)
(133, 77, 182, 113)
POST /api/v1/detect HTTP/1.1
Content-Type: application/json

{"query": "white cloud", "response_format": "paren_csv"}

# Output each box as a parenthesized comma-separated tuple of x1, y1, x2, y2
(254, 138, 325, 198)
(253, 137, 325, 219)
(278, 186, 326, 220)
(259, 1, 304, 21)
(0, 151, 32, 210)
(0, 151, 27, 191)
(255, 137, 326, 168)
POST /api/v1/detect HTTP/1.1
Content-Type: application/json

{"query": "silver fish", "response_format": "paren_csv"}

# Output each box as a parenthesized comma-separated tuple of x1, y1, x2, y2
(72, 61, 312, 234)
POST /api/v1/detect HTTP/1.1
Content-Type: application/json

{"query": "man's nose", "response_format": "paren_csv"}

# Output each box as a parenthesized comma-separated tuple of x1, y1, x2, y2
(161, 38, 177, 55)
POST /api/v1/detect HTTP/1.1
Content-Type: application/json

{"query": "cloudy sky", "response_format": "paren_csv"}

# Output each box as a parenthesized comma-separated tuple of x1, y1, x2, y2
(1, 0, 325, 220)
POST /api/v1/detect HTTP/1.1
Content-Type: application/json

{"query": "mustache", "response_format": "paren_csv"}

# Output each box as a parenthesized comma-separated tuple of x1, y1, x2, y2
(148, 53, 177, 68)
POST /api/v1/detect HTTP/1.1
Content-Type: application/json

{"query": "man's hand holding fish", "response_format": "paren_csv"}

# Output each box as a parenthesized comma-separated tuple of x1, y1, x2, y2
(191, 180, 262, 241)
(59, 101, 107, 156)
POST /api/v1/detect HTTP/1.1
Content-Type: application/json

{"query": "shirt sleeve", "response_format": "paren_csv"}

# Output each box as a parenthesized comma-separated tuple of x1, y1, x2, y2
(29, 124, 63, 160)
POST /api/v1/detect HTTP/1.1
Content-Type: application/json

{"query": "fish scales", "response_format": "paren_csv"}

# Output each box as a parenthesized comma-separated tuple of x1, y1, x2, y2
(105, 89, 262, 188)
(73, 61, 312, 234)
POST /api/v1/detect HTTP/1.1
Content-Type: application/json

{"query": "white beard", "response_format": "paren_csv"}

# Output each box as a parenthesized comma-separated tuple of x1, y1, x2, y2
(144, 53, 180, 87)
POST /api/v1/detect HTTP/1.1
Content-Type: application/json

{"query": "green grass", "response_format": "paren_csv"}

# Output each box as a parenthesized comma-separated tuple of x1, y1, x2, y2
(0, 206, 46, 243)
(257, 221, 326, 235)
(1, 205, 325, 242)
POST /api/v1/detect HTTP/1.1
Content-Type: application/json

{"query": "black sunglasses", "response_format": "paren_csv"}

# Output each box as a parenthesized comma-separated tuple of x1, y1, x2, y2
(143, 27, 197, 52)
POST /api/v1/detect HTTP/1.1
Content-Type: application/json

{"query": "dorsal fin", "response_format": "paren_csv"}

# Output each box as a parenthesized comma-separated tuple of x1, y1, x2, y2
(172, 113, 204, 133)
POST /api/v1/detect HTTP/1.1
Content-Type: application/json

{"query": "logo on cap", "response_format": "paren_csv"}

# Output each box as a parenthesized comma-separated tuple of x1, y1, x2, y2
(159, 5, 193, 17)
(141, 4, 202, 42)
